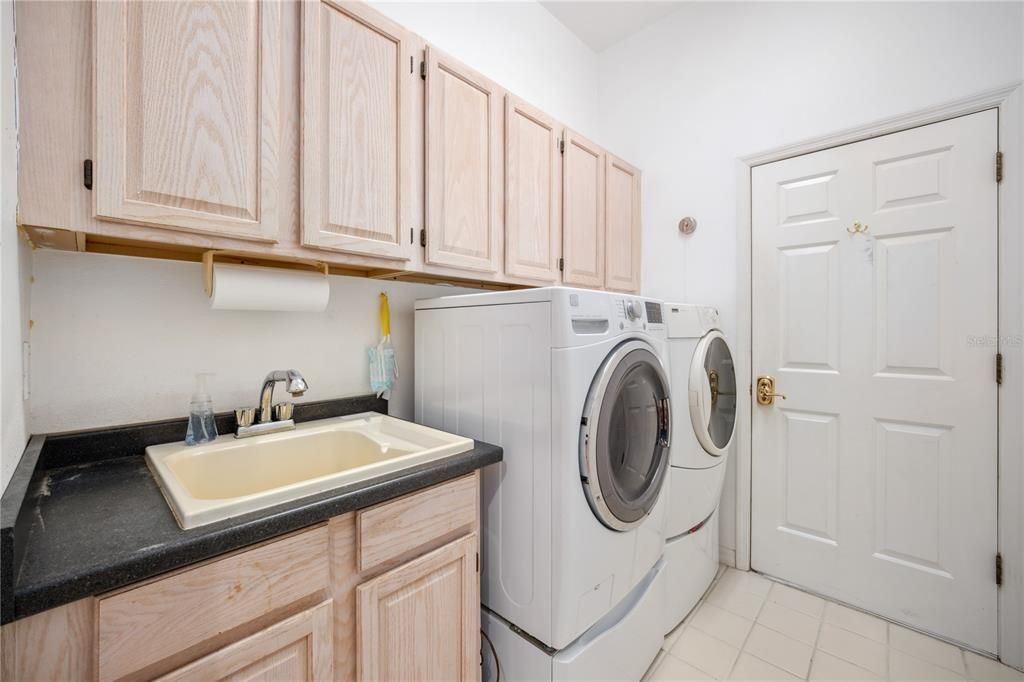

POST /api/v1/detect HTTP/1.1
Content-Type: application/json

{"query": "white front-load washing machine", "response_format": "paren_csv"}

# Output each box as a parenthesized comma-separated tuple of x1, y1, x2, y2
(415, 287, 671, 681)
(662, 303, 738, 634)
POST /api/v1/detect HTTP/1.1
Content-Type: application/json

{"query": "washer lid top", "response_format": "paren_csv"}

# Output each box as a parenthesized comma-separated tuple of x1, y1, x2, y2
(581, 339, 672, 531)
(689, 330, 737, 457)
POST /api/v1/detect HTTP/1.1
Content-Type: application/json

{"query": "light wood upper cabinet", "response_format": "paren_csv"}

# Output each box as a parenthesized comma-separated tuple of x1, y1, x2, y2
(356, 534, 479, 682)
(504, 95, 562, 283)
(301, 1, 415, 261)
(561, 129, 606, 288)
(424, 46, 503, 273)
(604, 154, 642, 293)
(93, 0, 282, 241)
(155, 601, 334, 682)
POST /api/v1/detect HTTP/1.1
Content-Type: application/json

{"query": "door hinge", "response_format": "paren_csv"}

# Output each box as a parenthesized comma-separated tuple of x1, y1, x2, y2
(558, 257, 564, 272)
(996, 151, 1003, 183)
(475, 552, 480, 573)
(420, 228, 426, 248)
(420, 61, 426, 81)
(410, 228, 414, 245)
(559, 139, 565, 155)
(83, 159, 93, 190)
(996, 553, 1003, 586)
(997, 352, 1004, 385)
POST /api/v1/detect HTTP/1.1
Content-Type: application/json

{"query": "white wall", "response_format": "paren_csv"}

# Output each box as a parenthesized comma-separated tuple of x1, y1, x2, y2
(1, 0, 31, 493)
(21, 1, 599, 438)
(596, 1, 1024, 554)
(30, 251, 474, 432)
(372, 1, 601, 140)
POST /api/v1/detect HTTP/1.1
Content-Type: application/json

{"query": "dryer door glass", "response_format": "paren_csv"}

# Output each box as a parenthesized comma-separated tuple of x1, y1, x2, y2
(690, 331, 737, 455)
(583, 342, 671, 531)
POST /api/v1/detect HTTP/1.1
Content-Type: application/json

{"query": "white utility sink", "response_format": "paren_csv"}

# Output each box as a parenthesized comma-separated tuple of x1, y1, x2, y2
(146, 412, 473, 530)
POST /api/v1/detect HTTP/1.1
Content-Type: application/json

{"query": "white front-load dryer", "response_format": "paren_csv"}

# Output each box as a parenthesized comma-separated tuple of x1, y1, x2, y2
(415, 288, 671, 681)
(662, 303, 738, 634)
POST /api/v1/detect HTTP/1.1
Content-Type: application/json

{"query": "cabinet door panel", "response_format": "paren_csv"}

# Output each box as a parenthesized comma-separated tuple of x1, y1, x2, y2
(357, 534, 479, 682)
(156, 601, 333, 682)
(425, 46, 502, 273)
(605, 154, 642, 293)
(94, 0, 281, 241)
(302, 1, 414, 260)
(505, 95, 561, 282)
(562, 129, 605, 288)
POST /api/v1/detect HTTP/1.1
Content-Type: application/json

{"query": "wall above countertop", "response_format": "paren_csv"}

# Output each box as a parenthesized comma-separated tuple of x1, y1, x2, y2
(28, 250, 475, 434)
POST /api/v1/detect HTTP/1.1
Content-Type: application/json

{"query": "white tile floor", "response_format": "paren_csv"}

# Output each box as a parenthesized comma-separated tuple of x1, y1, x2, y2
(644, 567, 1023, 681)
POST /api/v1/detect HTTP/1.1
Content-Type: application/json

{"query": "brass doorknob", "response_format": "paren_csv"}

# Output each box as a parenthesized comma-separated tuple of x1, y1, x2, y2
(756, 376, 787, 406)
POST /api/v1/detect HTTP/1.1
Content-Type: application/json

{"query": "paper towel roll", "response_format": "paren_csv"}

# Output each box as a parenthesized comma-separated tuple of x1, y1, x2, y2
(210, 263, 330, 312)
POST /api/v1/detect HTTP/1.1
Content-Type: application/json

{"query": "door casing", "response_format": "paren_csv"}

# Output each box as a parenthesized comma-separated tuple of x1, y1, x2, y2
(733, 82, 1023, 667)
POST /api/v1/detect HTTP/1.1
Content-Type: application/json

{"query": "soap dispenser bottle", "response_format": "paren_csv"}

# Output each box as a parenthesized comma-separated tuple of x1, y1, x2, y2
(185, 373, 218, 445)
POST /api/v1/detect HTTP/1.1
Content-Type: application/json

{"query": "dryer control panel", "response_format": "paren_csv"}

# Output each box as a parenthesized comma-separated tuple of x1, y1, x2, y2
(665, 303, 720, 338)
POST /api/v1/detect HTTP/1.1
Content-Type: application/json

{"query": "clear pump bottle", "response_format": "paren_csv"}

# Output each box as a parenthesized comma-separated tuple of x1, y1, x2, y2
(185, 373, 218, 445)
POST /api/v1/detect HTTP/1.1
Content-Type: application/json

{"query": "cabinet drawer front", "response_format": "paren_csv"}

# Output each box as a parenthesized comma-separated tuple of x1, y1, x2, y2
(97, 526, 328, 682)
(155, 600, 333, 682)
(357, 473, 478, 572)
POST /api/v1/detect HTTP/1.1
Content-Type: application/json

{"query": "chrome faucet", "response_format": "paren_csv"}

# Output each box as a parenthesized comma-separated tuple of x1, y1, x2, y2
(259, 369, 308, 423)
(235, 369, 308, 439)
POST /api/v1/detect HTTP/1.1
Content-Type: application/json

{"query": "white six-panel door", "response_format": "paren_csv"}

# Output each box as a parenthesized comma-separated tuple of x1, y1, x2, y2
(751, 110, 999, 652)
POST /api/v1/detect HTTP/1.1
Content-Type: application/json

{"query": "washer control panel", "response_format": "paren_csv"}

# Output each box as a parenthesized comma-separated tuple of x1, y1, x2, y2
(613, 296, 662, 331)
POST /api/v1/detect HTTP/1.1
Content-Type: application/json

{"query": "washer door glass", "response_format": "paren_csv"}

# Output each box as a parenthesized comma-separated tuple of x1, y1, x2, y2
(690, 331, 737, 456)
(583, 342, 671, 531)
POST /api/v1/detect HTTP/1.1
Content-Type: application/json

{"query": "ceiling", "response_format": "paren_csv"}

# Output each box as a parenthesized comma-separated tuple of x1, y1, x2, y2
(541, 1, 681, 52)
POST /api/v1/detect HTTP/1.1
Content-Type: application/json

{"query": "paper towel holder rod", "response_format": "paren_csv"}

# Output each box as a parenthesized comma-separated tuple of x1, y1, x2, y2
(202, 249, 330, 296)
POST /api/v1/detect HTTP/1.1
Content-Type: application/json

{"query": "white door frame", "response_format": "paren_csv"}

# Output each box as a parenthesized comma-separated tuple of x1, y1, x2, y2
(733, 82, 1023, 666)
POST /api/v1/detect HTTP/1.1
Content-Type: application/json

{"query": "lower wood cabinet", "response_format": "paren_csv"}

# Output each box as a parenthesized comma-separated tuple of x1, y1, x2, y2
(0, 472, 481, 682)
(357, 534, 479, 681)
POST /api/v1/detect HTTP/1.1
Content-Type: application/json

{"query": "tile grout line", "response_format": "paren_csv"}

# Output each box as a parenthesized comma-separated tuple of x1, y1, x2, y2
(724, 580, 774, 680)
(804, 602, 827, 680)
(886, 618, 891, 681)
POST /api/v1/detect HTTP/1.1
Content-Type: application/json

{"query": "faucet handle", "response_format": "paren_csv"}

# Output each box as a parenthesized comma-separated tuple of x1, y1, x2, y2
(235, 407, 256, 428)
(273, 402, 294, 422)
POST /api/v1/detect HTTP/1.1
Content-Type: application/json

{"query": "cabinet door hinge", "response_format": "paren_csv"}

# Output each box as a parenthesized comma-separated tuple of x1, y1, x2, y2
(83, 159, 93, 190)
(997, 352, 1004, 385)
(420, 60, 426, 81)
(559, 139, 565, 155)
(996, 151, 1003, 183)
(420, 228, 426, 248)
(558, 257, 564, 272)
(996, 553, 1003, 586)
(410, 228, 414, 245)
(475, 552, 480, 573)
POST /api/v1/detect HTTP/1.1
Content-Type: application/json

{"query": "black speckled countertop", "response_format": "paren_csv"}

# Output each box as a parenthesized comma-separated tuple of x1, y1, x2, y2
(0, 395, 502, 624)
